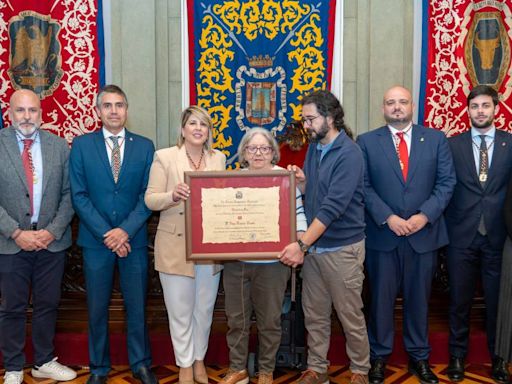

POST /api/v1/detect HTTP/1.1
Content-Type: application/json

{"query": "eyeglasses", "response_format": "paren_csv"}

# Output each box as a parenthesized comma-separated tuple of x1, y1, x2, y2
(301, 115, 321, 126)
(245, 145, 273, 154)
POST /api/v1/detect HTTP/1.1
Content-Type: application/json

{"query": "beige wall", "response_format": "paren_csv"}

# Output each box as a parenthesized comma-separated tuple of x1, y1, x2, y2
(109, 0, 415, 147)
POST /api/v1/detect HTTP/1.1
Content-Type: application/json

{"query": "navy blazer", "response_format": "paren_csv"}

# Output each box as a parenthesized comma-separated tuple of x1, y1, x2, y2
(445, 129, 512, 250)
(69, 129, 155, 249)
(357, 125, 456, 253)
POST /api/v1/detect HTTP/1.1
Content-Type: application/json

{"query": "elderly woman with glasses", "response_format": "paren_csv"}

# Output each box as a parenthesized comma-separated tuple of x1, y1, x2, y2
(219, 127, 307, 384)
(144, 106, 225, 384)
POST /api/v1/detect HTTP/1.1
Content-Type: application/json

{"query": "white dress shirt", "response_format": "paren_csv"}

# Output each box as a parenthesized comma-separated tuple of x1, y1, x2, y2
(388, 123, 412, 156)
(471, 126, 495, 174)
(16, 130, 43, 224)
(103, 127, 126, 165)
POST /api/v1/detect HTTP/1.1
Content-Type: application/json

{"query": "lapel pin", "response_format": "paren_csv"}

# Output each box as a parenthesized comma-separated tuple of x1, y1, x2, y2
(129, 137, 133, 141)
(420, 137, 425, 142)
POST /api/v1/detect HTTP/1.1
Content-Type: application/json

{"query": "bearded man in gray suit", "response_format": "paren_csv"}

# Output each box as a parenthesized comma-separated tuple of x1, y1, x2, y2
(0, 89, 76, 384)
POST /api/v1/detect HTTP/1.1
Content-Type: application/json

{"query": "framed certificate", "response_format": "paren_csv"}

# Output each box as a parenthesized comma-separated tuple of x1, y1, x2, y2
(184, 170, 297, 260)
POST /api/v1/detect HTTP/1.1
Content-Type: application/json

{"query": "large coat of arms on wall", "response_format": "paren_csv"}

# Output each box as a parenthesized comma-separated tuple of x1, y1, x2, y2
(419, 0, 512, 135)
(187, 0, 337, 167)
(8, 12, 63, 98)
(0, 0, 104, 141)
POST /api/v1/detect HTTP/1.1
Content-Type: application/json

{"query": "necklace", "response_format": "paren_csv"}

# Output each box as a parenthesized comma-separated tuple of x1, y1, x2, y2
(104, 136, 125, 151)
(186, 148, 204, 170)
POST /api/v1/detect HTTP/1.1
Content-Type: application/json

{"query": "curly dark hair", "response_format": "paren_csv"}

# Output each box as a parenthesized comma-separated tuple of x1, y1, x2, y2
(301, 90, 353, 139)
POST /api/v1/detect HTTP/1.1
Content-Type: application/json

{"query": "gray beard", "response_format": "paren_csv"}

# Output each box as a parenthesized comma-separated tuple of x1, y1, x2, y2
(13, 122, 39, 137)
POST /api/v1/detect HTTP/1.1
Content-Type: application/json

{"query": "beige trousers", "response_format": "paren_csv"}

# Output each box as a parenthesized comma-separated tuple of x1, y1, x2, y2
(302, 239, 370, 374)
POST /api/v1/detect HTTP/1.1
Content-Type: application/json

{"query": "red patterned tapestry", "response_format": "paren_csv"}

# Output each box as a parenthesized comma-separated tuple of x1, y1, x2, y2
(0, 0, 104, 141)
(419, 0, 512, 136)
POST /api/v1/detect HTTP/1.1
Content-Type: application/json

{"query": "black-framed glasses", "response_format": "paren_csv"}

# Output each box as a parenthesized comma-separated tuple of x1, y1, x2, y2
(245, 145, 273, 154)
(301, 115, 321, 126)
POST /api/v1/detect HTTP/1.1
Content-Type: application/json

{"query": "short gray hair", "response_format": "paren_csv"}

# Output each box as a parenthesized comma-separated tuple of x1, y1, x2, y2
(96, 84, 128, 108)
(237, 127, 280, 168)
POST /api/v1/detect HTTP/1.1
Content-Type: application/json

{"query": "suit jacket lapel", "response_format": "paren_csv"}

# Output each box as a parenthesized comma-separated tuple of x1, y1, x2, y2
(4, 128, 30, 191)
(487, 130, 508, 185)
(93, 131, 114, 182)
(376, 127, 405, 185)
(40, 132, 54, 196)
(460, 131, 481, 187)
(406, 126, 426, 185)
(118, 131, 134, 181)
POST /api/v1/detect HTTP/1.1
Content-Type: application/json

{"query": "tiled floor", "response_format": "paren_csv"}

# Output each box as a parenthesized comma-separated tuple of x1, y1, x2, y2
(0, 363, 502, 384)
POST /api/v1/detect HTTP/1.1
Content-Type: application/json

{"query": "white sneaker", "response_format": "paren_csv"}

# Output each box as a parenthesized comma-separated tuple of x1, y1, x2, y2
(3, 371, 24, 384)
(31, 357, 77, 381)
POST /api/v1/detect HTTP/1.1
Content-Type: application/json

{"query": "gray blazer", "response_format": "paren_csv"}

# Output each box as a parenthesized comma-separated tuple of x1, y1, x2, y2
(0, 127, 74, 254)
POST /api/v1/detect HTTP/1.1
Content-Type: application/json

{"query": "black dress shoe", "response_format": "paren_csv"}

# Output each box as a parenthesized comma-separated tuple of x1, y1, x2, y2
(369, 358, 386, 384)
(408, 360, 439, 384)
(133, 366, 158, 384)
(447, 356, 465, 382)
(491, 357, 510, 384)
(86, 374, 108, 384)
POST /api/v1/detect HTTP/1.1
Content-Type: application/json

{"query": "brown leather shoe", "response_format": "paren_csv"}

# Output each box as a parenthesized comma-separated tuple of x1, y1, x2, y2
(293, 369, 329, 384)
(350, 373, 369, 384)
(219, 369, 249, 384)
(258, 372, 273, 384)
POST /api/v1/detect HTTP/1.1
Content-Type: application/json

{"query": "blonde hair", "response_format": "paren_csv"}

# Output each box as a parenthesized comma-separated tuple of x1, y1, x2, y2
(177, 106, 214, 151)
(237, 127, 280, 168)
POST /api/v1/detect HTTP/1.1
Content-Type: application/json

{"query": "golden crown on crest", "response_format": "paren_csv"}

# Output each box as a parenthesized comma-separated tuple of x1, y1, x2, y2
(248, 54, 274, 68)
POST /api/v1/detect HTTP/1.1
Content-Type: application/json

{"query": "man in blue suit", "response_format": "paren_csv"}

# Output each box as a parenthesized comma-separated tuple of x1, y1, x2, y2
(357, 86, 456, 384)
(70, 85, 156, 384)
(445, 85, 512, 383)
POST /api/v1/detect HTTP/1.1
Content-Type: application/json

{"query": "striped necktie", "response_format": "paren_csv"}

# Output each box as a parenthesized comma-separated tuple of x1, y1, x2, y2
(110, 136, 121, 182)
(22, 139, 34, 214)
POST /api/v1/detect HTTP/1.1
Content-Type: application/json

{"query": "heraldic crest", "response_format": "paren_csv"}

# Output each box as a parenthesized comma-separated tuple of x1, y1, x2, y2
(8, 11, 63, 99)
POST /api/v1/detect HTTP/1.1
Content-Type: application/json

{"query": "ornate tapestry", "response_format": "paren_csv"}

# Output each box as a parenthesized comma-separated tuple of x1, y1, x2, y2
(0, 0, 104, 141)
(419, 0, 512, 136)
(187, 0, 337, 168)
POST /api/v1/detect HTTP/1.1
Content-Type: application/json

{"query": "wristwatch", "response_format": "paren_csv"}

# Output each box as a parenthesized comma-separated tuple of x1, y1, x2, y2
(297, 239, 311, 253)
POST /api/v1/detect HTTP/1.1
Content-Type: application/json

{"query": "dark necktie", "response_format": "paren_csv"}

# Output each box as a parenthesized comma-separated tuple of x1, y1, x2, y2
(110, 136, 121, 183)
(478, 135, 488, 186)
(22, 139, 34, 214)
(397, 132, 409, 181)
(478, 135, 488, 235)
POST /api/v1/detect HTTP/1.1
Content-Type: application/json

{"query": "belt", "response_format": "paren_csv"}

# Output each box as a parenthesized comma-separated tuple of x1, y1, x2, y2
(30, 222, 38, 230)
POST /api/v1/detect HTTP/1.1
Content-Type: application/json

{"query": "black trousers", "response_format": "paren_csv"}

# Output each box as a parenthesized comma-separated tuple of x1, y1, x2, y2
(0, 249, 65, 370)
(447, 233, 502, 358)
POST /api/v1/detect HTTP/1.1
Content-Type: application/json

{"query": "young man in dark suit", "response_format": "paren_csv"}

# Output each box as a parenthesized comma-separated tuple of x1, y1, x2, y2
(357, 86, 456, 384)
(445, 85, 512, 383)
(0, 89, 76, 384)
(70, 85, 156, 384)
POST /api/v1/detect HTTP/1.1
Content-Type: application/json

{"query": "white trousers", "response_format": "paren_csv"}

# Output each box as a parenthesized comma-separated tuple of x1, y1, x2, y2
(159, 265, 220, 367)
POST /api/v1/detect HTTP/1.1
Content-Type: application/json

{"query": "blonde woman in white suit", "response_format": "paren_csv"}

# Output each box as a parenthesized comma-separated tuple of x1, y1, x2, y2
(144, 106, 226, 384)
